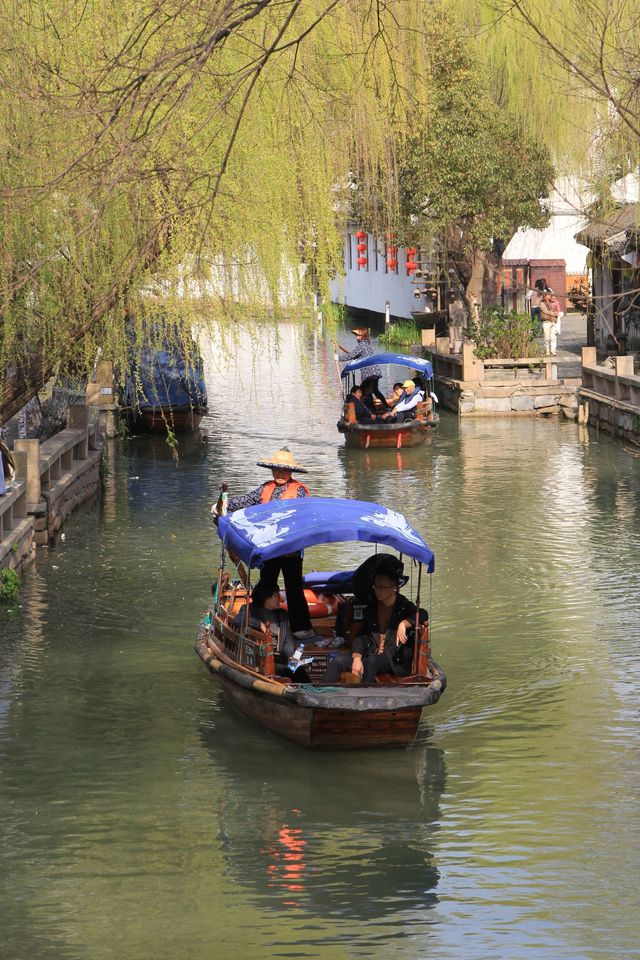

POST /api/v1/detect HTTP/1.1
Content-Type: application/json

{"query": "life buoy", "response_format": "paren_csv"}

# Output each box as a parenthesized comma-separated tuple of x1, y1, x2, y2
(280, 589, 339, 618)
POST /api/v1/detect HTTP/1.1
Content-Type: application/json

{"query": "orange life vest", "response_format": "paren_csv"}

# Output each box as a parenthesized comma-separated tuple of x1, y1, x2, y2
(260, 480, 310, 503)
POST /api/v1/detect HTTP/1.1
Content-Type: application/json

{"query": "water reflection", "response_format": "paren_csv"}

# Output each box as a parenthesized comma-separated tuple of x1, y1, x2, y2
(199, 706, 445, 923)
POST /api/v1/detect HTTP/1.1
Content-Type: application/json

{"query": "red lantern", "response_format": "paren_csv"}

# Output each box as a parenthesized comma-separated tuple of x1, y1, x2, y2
(355, 230, 367, 240)
(406, 261, 417, 273)
(357, 256, 368, 267)
(386, 258, 397, 270)
(406, 247, 417, 257)
(356, 242, 367, 252)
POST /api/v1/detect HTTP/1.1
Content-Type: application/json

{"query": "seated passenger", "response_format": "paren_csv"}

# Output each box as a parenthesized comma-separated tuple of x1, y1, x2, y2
(233, 581, 310, 682)
(322, 570, 427, 684)
(387, 382, 404, 407)
(394, 379, 425, 422)
(345, 386, 395, 424)
(361, 376, 391, 412)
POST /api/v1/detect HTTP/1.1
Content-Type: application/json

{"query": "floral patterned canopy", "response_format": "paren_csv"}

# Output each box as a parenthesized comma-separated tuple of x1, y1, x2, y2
(217, 497, 435, 571)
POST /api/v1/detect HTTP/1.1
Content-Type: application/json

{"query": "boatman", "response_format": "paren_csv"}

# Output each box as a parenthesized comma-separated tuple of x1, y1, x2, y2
(335, 327, 383, 379)
(212, 447, 315, 641)
(335, 327, 387, 406)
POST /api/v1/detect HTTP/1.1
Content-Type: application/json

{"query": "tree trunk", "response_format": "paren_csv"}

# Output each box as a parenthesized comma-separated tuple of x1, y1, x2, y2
(464, 250, 487, 325)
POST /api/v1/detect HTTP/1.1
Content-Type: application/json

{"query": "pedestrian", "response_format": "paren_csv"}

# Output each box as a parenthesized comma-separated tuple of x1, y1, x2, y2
(539, 293, 560, 356)
(526, 278, 547, 333)
(548, 293, 564, 336)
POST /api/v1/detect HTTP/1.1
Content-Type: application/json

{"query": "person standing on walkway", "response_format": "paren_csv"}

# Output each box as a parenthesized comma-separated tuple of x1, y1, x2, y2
(539, 293, 560, 356)
(212, 446, 315, 640)
(527, 278, 547, 333)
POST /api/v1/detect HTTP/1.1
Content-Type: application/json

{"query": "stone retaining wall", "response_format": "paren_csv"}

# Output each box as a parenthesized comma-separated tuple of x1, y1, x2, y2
(426, 340, 581, 417)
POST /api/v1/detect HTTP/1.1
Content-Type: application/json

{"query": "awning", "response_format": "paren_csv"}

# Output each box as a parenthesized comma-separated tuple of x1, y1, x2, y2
(217, 497, 435, 571)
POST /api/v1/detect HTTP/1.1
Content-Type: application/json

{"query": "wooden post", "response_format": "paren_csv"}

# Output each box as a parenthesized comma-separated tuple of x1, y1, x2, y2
(14, 439, 41, 507)
(414, 621, 431, 678)
(262, 624, 275, 677)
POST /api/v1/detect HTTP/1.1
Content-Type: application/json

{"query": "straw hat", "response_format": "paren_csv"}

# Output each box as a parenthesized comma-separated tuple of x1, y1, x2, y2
(351, 327, 370, 337)
(256, 446, 308, 473)
(402, 379, 415, 389)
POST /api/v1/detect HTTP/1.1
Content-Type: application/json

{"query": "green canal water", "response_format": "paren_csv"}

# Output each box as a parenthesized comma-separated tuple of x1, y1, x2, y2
(1, 323, 639, 960)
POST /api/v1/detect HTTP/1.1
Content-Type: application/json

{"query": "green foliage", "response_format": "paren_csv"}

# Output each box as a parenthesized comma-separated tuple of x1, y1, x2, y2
(378, 321, 421, 346)
(0, 0, 445, 418)
(398, 5, 554, 255)
(466, 308, 541, 360)
(0, 568, 20, 604)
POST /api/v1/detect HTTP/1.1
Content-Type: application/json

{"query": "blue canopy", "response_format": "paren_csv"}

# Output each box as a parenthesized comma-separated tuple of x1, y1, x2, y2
(340, 352, 433, 379)
(217, 497, 435, 571)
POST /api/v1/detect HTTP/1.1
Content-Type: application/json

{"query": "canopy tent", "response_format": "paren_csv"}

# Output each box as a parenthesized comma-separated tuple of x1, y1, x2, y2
(340, 353, 434, 379)
(217, 497, 435, 572)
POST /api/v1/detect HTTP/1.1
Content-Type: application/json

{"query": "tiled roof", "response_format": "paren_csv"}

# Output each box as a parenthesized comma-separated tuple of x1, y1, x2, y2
(576, 202, 640, 243)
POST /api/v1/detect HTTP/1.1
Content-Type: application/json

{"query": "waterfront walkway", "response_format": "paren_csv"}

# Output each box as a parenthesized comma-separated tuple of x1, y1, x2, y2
(536, 310, 586, 377)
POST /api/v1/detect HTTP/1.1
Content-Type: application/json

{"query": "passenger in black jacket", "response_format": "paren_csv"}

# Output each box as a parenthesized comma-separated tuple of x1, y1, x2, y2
(345, 385, 396, 424)
(322, 570, 427, 683)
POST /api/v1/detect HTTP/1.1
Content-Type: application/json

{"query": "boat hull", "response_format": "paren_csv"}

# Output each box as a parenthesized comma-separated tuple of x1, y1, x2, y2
(129, 406, 206, 433)
(196, 634, 445, 750)
(337, 417, 438, 449)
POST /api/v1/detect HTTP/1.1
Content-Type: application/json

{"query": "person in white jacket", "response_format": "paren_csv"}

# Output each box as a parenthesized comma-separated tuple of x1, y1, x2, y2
(394, 379, 425, 422)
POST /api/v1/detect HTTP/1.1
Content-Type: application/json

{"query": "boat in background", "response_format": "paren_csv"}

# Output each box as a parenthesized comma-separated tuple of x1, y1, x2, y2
(337, 353, 439, 448)
(195, 497, 446, 749)
(121, 333, 208, 433)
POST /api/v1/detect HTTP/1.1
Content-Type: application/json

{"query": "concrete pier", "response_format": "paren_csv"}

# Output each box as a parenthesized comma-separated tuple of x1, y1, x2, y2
(425, 339, 581, 417)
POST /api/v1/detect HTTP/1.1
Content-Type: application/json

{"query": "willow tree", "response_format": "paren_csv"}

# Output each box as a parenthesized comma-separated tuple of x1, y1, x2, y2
(397, 6, 554, 318)
(1, 0, 446, 421)
(7, 0, 626, 422)
(452, 0, 640, 180)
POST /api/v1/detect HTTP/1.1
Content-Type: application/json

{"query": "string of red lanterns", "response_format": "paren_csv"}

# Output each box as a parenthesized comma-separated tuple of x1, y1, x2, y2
(355, 230, 368, 269)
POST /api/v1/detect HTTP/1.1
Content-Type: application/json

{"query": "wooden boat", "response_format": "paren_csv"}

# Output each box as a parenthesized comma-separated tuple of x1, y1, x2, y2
(195, 497, 446, 749)
(121, 334, 208, 434)
(337, 352, 439, 449)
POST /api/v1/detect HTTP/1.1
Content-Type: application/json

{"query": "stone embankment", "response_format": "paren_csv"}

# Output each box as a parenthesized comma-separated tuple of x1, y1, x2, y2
(579, 347, 640, 441)
(424, 338, 581, 418)
(0, 404, 102, 574)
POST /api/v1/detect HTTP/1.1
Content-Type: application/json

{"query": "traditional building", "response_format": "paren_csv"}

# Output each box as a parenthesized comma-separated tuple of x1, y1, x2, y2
(576, 201, 640, 354)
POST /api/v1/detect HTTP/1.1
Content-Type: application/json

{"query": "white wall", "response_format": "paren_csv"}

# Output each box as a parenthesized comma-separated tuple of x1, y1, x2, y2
(330, 232, 422, 319)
